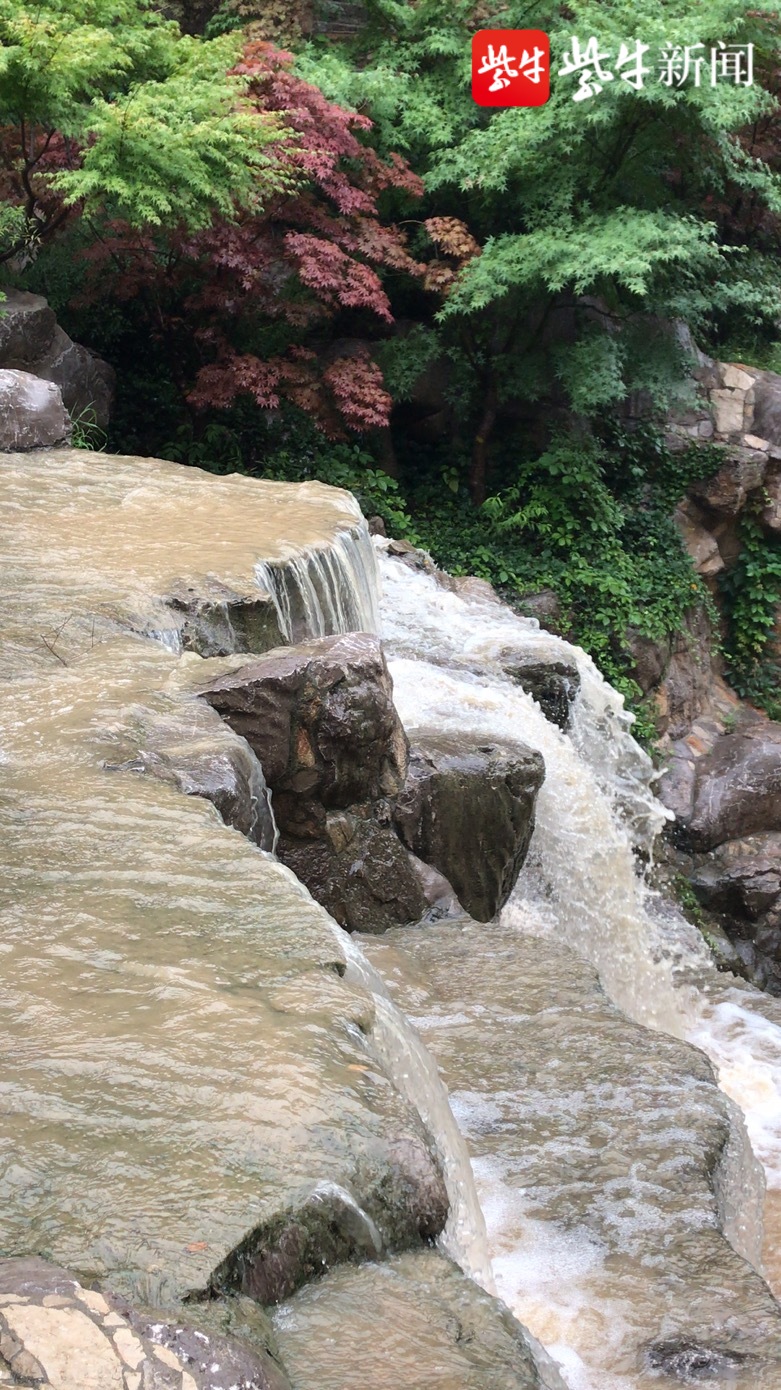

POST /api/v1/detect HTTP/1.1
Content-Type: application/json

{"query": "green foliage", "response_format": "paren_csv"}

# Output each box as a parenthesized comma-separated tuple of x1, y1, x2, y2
(397, 425, 718, 742)
(0, 0, 292, 250)
(161, 414, 418, 538)
(69, 406, 107, 451)
(721, 515, 781, 718)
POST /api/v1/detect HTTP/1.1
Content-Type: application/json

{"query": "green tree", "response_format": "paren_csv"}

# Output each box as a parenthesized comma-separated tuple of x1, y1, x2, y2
(299, 0, 781, 499)
(0, 0, 292, 261)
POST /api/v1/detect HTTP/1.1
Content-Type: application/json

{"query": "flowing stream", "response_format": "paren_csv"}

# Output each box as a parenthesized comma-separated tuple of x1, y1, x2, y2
(355, 549, 781, 1389)
(6, 448, 781, 1388)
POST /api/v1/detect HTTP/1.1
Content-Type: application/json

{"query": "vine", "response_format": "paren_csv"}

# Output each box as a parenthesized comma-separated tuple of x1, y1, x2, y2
(720, 511, 781, 719)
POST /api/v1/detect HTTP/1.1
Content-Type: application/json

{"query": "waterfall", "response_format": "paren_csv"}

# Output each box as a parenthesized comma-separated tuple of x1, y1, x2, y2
(362, 547, 781, 1388)
(255, 519, 380, 642)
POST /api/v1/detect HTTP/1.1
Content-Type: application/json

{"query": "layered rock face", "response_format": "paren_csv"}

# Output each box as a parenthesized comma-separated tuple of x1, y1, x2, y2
(200, 635, 544, 929)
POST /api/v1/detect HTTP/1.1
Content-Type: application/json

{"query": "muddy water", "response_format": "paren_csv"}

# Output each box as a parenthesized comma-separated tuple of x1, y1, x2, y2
(0, 451, 450, 1317)
(3, 447, 376, 676)
(359, 551, 781, 1387)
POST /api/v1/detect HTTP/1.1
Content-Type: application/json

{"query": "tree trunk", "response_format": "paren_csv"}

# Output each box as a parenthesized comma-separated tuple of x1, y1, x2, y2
(469, 383, 498, 506)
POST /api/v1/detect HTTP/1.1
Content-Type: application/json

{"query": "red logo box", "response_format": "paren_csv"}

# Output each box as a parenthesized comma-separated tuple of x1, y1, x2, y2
(472, 29, 550, 106)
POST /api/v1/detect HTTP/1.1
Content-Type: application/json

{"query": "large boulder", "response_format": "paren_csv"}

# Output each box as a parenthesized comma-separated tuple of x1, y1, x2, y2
(0, 288, 114, 430)
(200, 635, 427, 930)
(33, 324, 115, 431)
(672, 723, 781, 851)
(0, 369, 71, 449)
(200, 633, 409, 819)
(393, 736, 545, 922)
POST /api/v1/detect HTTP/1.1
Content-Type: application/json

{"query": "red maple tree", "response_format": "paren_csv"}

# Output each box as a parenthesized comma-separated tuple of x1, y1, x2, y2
(81, 42, 425, 435)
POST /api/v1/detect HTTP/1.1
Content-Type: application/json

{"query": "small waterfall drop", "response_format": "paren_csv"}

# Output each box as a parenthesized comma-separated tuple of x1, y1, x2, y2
(255, 519, 380, 642)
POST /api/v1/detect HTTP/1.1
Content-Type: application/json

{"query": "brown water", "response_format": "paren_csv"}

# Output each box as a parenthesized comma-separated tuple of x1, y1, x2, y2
(6, 447, 781, 1390)
(3, 447, 376, 677)
(0, 450, 436, 1313)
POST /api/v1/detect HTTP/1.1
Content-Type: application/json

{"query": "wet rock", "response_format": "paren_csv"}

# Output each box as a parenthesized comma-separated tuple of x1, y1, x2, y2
(0, 289, 56, 365)
(32, 326, 115, 432)
(200, 636, 428, 930)
(200, 634, 408, 811)
(385, 538, 437, 573)
(0, 1257, 290, 1390)
(689, 834, 781, 919)
(687, 834, 781, 992)
(167, 580, 284, 657)
(645, 1336, 760, 1381)
(683, 724, 781, 851)
(0, 370, 71, 450)
(500, 653, 580, 729)
(273, 1249, 556, 1390)
(129, 742, 276, 850)
(212, 1140, 448, 1304)
(393, 737, 545, 921)
(279, 817, 427, 934)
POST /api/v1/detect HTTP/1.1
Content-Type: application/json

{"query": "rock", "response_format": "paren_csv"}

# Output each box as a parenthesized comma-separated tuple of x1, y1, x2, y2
(689, 834, 781, 920)
(709, 387, 748, 437)
(273, 1249, 554, 1390)
(500, 653, 580, 729)
(674, 504, 724, 575)
(688, 447, 767, 515)
(200, 634, 409, 813)
(279, 817, 427, 933)
(0, 1257, 290, 1390)
(32, 326, 115, 432)
(435, 571, 501, 605)
(0, 289, 114, 430)
(0, 289, 56, 365)
(385, 538, 437, 573)
(393, 737, 545, 922)
(512, 588, 563, 633)
(762, 464, 781, 533)
(645, 1337, 760, 1381)
(167, 579, 284, 657)
(685, 834, 781, 991)
(627, 605, 716, 740)
(200, 635, 428, 930)
(721, 364, 756, 393)
(680, 724, 781, 851)
(748, 369, 781, 446)
(0, 370, 71, 450)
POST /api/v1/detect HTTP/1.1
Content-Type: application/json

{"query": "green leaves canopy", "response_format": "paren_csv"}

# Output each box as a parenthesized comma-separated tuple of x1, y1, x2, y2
(0, 0, 291, 230)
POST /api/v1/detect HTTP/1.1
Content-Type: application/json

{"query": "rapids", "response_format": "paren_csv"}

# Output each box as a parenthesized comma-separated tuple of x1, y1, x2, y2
(357, 548, 781, 1387)
(5, 446, 781, 1389)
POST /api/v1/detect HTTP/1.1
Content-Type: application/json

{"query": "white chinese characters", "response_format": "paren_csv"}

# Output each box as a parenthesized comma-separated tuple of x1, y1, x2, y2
(559, 37, 754, 100)
(477, 40, 547, 91)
